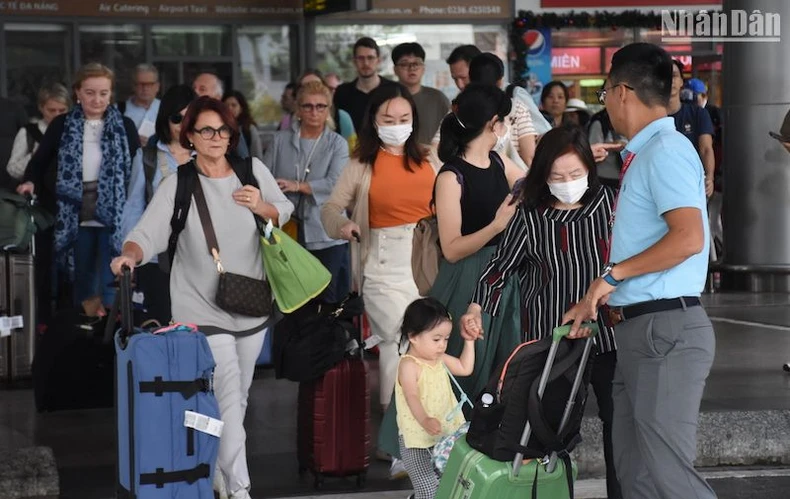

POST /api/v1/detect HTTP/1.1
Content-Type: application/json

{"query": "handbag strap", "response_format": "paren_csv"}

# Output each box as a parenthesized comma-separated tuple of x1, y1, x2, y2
(192, 174, 225, 273)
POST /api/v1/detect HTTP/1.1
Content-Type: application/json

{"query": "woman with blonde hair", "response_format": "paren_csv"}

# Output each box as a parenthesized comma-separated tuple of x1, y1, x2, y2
(19, 63, 139, 317)
(263, 81, 350, 303)
(6, 83, 70, 181)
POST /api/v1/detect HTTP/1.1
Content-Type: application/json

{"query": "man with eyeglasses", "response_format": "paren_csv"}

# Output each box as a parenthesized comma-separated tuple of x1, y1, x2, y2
(564, 43, 716, 499)
(122, 64, 161, 147)
(392, 42, 449, 145)
(333, 37, 396, 132)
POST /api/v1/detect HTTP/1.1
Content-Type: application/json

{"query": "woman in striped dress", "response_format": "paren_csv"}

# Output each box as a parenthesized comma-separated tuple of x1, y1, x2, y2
(461, 125, 622, 499)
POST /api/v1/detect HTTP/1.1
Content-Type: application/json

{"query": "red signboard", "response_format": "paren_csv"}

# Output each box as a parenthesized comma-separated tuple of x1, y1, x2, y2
(551, 47, 602, 75)
(542, 0, 719, 6)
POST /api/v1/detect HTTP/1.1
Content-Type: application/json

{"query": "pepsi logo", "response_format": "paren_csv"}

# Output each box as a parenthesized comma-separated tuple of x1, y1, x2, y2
(523, 30, 546, 56)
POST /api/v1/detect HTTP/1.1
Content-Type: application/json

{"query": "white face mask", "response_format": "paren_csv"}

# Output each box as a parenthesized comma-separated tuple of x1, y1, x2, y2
(377, 123, 413, 146)
(549, 174, 589, 205)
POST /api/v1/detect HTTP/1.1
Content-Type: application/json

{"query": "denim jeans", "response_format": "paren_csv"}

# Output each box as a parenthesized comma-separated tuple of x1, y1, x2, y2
(74, 226, 116, 307)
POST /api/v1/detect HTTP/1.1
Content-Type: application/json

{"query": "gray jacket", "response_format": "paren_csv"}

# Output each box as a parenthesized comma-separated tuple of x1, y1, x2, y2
(263, 123, 349, 250)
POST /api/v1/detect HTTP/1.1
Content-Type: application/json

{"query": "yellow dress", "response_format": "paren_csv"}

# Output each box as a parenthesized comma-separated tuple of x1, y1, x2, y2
(395, 354, 466, 449)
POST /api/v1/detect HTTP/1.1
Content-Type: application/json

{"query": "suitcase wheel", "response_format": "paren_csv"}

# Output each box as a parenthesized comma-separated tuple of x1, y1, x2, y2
(356, 472, 366, 488)
(313, 474, 324, 490)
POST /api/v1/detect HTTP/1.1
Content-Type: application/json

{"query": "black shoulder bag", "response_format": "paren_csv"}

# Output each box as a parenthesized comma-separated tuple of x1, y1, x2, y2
(192, 174, 273, 317)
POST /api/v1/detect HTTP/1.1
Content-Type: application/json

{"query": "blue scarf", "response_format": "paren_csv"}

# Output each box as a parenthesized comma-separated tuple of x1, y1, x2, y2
(55, 104, 131, 277)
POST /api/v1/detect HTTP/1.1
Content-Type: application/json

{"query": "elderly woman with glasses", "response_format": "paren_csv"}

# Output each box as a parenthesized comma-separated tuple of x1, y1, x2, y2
(263, 81, 350, 304)
(111, 96, 293, 499)
(119, 84, 196, 323)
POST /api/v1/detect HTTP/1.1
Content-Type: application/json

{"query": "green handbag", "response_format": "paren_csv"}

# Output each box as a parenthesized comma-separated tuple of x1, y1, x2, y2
(260, 226, 332, 313)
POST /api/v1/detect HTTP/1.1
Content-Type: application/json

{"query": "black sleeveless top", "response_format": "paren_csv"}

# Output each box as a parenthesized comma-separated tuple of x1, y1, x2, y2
(442, 152, 511, 247)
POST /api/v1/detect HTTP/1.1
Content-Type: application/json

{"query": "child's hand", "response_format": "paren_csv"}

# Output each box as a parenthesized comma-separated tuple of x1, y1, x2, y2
(421, 417, 442, 436)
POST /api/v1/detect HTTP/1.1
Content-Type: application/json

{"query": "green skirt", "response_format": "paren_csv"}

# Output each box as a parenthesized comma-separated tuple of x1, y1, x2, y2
(377, 246, 522, 458)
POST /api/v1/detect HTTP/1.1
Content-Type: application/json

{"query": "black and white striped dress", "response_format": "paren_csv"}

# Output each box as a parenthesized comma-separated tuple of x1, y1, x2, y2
(471, 185, 617, 353)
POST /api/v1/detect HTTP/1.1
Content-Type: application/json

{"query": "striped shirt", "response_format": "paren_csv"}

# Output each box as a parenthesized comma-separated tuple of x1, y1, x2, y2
(472, 185, 617, 353)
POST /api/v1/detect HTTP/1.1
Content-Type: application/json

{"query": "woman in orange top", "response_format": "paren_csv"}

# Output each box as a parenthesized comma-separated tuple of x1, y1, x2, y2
(322, 84, 434, 417)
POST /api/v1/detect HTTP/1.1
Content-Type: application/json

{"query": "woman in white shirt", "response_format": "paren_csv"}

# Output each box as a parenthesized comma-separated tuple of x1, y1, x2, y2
(6, 83, 70, 181)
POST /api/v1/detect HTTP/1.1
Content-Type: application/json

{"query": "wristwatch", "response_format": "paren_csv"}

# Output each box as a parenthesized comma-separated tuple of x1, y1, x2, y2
(600, 262, 623, 286)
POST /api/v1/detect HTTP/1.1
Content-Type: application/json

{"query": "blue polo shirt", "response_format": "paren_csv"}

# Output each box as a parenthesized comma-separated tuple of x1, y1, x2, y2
(608, 117, 709, 306)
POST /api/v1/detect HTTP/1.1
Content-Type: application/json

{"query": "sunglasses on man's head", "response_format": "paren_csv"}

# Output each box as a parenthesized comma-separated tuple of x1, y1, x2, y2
(169, 113, 184, 125)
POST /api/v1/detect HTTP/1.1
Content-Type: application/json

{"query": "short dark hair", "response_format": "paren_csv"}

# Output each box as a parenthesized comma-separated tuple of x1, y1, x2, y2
(438, 83, 511, 163)
(354, 83, 426, 171)
(156, 84, 196, 144)
(285, 81, 298, 93)
(180, 95, 240, 151)
(354, 36, 380, 57)
(518, 126, 602, 208)
(392, 42, 425, 64)
(446, 44, 481, 65)
(609, 43, 673, 108)
(223, 89, 256, 129)
(672, 59, 685, 76)
(469, 53, 504, 85)
(540, 81, 569, 106)
(400, 297, 452, 342)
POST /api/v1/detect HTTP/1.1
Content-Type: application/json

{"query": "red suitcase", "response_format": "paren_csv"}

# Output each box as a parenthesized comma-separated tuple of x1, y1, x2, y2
(296, 233, 370, 489)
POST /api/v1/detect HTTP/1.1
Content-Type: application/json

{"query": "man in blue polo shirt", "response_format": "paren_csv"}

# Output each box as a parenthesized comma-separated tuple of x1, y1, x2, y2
(563, 43, 716, 499)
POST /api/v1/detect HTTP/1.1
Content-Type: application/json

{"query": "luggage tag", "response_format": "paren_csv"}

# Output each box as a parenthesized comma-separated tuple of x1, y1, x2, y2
(154, 323, 198, 335)
(184, 410, 224, 438)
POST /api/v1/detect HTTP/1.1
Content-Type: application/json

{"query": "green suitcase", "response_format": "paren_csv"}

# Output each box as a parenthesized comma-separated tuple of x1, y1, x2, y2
(435, 435, 576, 499)
(436, 324, 596, 499)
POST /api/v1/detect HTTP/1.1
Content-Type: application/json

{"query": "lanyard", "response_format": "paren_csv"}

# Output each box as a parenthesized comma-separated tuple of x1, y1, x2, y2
(297, 128, 324, 183)
(604, 150, 636, 261)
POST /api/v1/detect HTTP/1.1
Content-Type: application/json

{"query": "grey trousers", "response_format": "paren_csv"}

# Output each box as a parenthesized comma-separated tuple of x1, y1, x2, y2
(612, 305, 717, 499)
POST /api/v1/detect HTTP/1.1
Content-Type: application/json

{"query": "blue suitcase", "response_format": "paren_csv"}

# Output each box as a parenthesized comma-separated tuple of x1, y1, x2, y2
(115, 267, 220, 498)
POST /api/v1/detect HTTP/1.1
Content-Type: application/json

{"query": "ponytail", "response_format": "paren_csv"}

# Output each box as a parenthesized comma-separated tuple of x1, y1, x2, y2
(437, 113, 466, 163)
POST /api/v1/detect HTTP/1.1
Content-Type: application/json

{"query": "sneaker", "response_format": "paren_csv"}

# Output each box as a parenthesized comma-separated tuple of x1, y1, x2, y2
(390, 458, 408, 480)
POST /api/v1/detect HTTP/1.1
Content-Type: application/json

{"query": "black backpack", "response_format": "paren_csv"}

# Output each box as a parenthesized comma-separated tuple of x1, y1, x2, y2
(142, 145, 158, 205)
(165, 155, 259, 270)
(466, 335, 592, 465)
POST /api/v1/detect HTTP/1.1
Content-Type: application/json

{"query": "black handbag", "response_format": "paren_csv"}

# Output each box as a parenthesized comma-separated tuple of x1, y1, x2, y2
(193, 176, 273, 317)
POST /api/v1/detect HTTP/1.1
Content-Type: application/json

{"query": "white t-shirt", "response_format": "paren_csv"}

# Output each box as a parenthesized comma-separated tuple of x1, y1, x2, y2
(83, 119, 104, 183)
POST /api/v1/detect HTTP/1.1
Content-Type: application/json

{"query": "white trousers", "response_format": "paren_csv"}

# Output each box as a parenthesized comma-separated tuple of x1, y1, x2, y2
(207, 329, 266, 497)
(364, 224, 421, 406)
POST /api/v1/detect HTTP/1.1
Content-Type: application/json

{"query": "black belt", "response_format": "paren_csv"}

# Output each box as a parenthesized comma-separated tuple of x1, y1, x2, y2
(610, 296, 701, 324)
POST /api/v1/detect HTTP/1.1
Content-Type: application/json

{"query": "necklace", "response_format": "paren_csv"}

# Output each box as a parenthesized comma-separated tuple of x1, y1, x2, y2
(379, 145, 404, 156)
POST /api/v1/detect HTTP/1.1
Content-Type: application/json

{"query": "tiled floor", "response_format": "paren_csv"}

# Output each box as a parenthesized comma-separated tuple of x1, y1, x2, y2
(3, 292, 790, 498)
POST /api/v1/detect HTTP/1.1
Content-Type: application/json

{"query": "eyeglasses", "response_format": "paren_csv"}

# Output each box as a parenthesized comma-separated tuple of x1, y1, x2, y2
(193, 125, 232, 140)
(596, 83, 635, 105)
(136, 81, 158, 88)
(299, 103, 329, 112)
(169, 113, 184, 125)
(395, 61, 424, 71)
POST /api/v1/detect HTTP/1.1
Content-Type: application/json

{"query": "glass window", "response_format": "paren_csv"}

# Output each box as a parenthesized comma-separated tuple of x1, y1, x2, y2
(315, 24, 508, 102)
(237, 26, 291, 128)
(6, 23, 72, 117)
(79, 25, 144, 104)
(152, 26, 231, 58)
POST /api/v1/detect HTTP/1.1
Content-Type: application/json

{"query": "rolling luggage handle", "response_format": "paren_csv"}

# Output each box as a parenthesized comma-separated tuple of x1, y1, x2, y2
(117, 265, 134, 348)
(511, 322, 599, 477)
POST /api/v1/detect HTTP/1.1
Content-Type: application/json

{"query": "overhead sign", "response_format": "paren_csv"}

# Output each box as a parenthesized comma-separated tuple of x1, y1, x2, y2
(0, 0, 303, 19)
(323, 0, 511, 20)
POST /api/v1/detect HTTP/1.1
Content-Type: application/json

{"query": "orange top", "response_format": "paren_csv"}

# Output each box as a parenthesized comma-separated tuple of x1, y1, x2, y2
(368, 150, 434, 229)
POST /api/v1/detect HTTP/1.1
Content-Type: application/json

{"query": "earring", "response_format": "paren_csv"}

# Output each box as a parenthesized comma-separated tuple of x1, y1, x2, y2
(189, 142, 194, 149)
